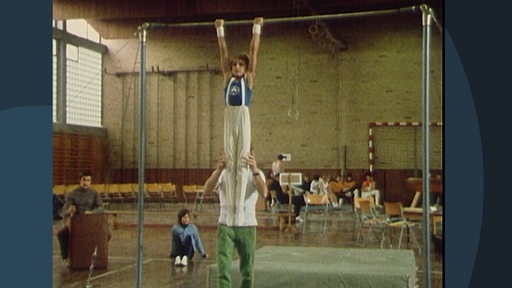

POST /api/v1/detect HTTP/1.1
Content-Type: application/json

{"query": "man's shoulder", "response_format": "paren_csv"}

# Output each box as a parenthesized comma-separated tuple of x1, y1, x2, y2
(68, 187, 82, 195)
(86, 188, 99, 195)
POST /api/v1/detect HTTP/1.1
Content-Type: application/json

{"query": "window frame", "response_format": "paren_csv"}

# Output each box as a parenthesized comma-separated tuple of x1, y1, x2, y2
(52, 26, 107, 127)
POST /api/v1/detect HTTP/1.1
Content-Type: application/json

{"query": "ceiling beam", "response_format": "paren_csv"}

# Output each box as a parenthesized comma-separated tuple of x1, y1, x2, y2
(53, 0, 299, 21)
(53, 0, 441, 39)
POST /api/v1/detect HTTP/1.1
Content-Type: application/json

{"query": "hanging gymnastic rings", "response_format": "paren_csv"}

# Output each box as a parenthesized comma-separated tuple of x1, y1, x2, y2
(309, 22, 320, 40)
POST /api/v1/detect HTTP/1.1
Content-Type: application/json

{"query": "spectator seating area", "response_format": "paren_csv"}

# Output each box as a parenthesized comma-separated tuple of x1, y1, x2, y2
(52, 183, 183, 207)
(53, 182, 221, 212)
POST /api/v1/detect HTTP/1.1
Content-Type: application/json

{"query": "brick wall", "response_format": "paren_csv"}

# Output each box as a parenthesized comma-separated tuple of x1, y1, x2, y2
(99, 13, 442, 174)
(53, 124, 108, 184)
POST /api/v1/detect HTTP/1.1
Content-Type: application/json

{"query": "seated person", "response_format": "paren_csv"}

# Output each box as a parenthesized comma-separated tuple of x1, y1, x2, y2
(57, 171, 106, 264)
(268, 176, 306, 222)
(329, 175, 346, 205)
(53, 193, 64, 220)
(170, 208, 208, 266)
(324, 175, 340, 207)
(354, 172, 381, 207)
(292, 175, 311, 195)
(309, 175, 326, 195)
(340, 173, 358, 204)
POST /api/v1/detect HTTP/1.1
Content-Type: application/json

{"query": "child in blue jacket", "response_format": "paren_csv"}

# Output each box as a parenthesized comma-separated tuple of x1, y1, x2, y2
(170, 208, 208, 266)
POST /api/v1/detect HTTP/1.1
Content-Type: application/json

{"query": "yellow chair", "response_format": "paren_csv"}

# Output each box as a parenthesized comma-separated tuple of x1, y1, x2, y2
(382, 201, 421, 253)
(352, 197, 363, 240)
(160, 182, 178, 207)
(119, 183, 135, 198)
(303, 193, 329, 234)
(194, 184, 218, 212)
(118, 183, 137, 209)
(106, 183, 123, 204)
(182, 184, 199, 207)
(131, 183, 146, 202)
(145, 183, 163, 209)
(53, 184, 67, 196)
(91, 183, 105, 193)
(355, 198, 386, 246)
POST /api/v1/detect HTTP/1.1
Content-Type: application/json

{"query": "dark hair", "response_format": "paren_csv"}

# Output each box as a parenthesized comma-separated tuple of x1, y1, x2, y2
(80, 170, 92, 179)
(177, 208, 190, 224)
(231, 54, 249, 67)
(277, 154, 284, 160)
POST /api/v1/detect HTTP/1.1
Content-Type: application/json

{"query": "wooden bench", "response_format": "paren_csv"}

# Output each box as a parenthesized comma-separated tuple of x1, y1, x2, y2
(104, 210, 176, 229)
(104, 210, 136, 229)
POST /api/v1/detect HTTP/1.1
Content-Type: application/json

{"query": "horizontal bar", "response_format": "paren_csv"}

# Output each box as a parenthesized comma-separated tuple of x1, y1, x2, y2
(142, 5, 420, 30)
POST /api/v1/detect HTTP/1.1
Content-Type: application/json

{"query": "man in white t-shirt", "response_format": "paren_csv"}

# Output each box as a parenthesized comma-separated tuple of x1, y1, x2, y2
(204, 150, 267, 288)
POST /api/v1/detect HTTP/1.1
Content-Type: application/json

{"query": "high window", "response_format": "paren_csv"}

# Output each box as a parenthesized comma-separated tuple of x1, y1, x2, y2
(53, 20, 106, 127)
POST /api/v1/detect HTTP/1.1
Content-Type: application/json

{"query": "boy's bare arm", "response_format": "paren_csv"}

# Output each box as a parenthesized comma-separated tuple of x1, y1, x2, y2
(247, 17, 263, 88)
(215, 19, 230, 83)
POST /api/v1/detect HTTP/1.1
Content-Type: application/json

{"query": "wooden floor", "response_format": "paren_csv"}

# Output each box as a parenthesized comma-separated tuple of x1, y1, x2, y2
(52, 202, 443, 287)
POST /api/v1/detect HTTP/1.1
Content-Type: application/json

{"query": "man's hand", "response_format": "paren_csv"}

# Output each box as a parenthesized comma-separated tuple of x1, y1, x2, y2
(216, 154, 227, 171)
(245, 152, 259, 173)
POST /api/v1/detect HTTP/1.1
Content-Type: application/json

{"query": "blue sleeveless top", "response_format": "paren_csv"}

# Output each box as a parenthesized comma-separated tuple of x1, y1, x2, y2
(224, 77, 252, 106)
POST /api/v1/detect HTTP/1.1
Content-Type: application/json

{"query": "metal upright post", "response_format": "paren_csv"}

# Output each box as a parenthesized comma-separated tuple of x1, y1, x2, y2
(135, 23, 148, 288)
(84, 246, 98, 288)
(420, 4, 432, 288)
